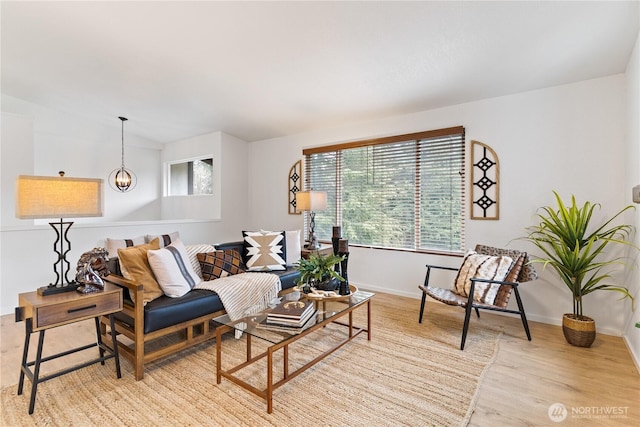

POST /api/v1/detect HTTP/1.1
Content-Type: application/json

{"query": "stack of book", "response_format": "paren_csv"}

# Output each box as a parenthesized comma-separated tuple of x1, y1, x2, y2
(258, 300, 316, 332)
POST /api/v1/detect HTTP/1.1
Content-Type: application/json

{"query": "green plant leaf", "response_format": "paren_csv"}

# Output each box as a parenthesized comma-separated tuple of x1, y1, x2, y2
(522, 191, 637, 316)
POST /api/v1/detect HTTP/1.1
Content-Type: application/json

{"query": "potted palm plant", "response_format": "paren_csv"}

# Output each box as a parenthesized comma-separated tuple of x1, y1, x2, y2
(294, 253, 345, 292)
(524, 191, 636, 347)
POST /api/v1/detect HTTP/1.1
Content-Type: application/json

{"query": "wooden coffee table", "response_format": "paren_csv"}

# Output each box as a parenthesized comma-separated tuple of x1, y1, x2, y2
(214, 290, 373, 413)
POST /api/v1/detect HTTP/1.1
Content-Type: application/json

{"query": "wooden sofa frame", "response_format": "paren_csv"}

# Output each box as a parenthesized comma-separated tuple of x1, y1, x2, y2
(98, 275, 225, 381)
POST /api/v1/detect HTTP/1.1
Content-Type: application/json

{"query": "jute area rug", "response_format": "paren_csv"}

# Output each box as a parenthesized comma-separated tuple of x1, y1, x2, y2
(1, 294, 502, 427)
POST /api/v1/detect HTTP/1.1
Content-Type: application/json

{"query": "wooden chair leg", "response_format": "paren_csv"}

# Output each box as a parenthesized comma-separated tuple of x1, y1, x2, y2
(418, 292, 427, 323)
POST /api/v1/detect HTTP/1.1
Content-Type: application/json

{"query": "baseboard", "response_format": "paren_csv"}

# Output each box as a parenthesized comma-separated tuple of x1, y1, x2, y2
(623, 335, 640, 373)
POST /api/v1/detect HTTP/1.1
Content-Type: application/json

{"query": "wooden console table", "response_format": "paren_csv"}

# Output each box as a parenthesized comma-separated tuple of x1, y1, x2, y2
(300, 243, 333, 258)
(15, 283, 123, 414)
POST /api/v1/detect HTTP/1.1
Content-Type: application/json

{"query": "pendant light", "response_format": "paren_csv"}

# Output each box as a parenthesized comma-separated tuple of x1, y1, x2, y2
(109, 116, 137, 192)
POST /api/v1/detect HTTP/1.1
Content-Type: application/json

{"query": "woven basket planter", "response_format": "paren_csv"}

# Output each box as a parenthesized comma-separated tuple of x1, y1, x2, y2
(562, 313, 596, 347)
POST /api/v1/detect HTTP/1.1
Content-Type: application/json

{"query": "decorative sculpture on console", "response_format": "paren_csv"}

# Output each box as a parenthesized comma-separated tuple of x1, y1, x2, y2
(75, 247, 110, 293)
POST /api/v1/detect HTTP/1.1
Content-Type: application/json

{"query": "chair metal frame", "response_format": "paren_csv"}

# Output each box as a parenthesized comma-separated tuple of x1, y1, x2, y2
(418, 259, 532, 350)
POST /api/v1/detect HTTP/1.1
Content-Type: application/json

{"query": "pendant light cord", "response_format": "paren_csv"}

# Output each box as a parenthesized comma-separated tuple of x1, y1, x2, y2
(119, 116, 128, 169)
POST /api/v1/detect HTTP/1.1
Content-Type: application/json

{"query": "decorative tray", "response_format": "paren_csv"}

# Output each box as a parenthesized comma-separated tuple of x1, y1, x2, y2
(302, 284, 358, 301)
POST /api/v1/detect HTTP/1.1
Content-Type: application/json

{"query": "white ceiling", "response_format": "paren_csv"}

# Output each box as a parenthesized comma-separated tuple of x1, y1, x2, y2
(2, 1, 639, 143)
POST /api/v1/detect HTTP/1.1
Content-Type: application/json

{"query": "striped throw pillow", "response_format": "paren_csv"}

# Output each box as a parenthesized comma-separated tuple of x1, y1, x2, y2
(147, 239, 201, 298)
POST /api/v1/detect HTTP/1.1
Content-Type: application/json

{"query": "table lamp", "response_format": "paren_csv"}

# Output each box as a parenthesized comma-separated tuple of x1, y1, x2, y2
(15, 172, 104, 295)
(295, 190, 327, 250)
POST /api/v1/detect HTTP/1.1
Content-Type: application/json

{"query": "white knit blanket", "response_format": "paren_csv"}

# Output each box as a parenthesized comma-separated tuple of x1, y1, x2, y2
(195, 272, 281, 322)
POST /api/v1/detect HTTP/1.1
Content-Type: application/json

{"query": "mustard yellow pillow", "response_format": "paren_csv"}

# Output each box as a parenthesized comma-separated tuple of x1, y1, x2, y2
(118, 238, 162, 304)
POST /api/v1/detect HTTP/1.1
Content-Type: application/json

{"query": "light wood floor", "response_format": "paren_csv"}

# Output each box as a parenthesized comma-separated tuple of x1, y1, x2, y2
(1, 292, 638, 426)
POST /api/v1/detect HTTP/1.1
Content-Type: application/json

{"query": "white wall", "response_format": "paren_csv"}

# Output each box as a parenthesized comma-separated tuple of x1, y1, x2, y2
(0, 99, 250, 315)
(249, 74, 635, 337)
(623, 32, 640, 367)
(160, 131, 223, 220)
(1, 95, 164, 224)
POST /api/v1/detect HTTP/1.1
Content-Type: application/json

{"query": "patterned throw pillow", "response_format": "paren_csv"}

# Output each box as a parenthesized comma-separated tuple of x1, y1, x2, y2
(106, 235, 146, 258)
(197, 250, 246, 281)
(184, 243, 217, 278)
(453, 251, 513, 304)
(284, 229, 302, 266)
(117, 238, 163, 304)
(261, 229, 301, 266)
(147, 239, 201, 298)
(242, 230, 287, 271)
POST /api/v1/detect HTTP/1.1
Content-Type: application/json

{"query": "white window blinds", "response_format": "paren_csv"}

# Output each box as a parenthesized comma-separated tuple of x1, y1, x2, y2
(303, 126, 465, 254)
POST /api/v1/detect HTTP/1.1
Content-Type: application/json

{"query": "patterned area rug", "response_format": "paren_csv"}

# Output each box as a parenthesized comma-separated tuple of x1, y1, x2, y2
(1, 296, 502, 426)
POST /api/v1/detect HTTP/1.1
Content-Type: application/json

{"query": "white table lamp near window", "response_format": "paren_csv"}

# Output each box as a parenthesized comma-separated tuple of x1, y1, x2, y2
(15, 172, 104, 295)
(295, 190, 327, 250)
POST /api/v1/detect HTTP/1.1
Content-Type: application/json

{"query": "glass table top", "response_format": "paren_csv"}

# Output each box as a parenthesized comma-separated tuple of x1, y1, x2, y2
(213, 290, 374, 345)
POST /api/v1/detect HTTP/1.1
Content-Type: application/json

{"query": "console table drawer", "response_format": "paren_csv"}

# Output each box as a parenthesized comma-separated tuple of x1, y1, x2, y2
(34, 292, 122, 329)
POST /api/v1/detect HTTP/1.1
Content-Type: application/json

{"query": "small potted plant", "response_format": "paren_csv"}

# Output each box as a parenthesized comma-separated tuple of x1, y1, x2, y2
(294, 253, 345, 292)
(523, 191, 636, 347)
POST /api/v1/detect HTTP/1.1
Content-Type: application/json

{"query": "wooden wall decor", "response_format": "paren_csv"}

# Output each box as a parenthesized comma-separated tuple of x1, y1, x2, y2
(288, 160, 302, 214)
(470, 140, 500, 220)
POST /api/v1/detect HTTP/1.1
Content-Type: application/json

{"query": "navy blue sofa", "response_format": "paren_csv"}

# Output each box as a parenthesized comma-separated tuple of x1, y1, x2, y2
(101, 241, 300, 380)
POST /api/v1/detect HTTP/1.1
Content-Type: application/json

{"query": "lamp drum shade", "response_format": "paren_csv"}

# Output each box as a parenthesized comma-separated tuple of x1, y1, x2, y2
(295, 190, 327, 212)
(16, 175, 104, 219)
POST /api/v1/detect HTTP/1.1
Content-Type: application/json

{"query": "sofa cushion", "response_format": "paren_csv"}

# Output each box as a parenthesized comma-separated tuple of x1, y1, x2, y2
(261, 229, 302, 266)
(268, 267, 300, 291)
(184, 243, 217, 278)
(215, 241, 300, 291)
(145, 231, 180, 248)
(242, 230, 287, 271)
(147, 239, 201, 297)
(197, 250, 245, 280)
(106, 235, 145, 258)
(118, 238, 163, 304)
(115, 289, 224, 334)
(453, 251, 513, 304)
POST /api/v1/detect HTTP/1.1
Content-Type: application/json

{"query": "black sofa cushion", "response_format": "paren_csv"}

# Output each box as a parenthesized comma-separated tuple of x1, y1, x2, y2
(114, 289, 223, 334)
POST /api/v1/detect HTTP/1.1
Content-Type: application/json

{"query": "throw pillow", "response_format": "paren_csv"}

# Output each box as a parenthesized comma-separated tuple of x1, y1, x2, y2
(197, 250, 246, 281)
(242, 230, 287, 271)
(260, 229, 302, 266)
(453, 251, 513, 304)
(285, 229, 302, 266)
(147, 239, 201, 298)
(185, 243, 217, 278)
(117, 238, 162, 304)
(145, 231, 180, 248)
(106, 235, 145, 258)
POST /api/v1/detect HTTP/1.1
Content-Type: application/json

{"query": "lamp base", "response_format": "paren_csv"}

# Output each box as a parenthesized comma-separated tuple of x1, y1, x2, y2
(37, 282, 80, 296)
(305, 238, 320, 250)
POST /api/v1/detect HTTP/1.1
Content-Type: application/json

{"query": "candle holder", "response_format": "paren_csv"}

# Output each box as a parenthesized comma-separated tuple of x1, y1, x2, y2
(331, 237, 341, 275)
(338, 251, 350, 295)
(338, 238, 350, 295)
(338, 238, 349, 253)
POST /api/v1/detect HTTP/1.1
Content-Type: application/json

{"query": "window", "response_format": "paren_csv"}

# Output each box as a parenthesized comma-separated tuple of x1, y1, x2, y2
(303, 126, 465, 254)
(168, 157, 213, 196)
